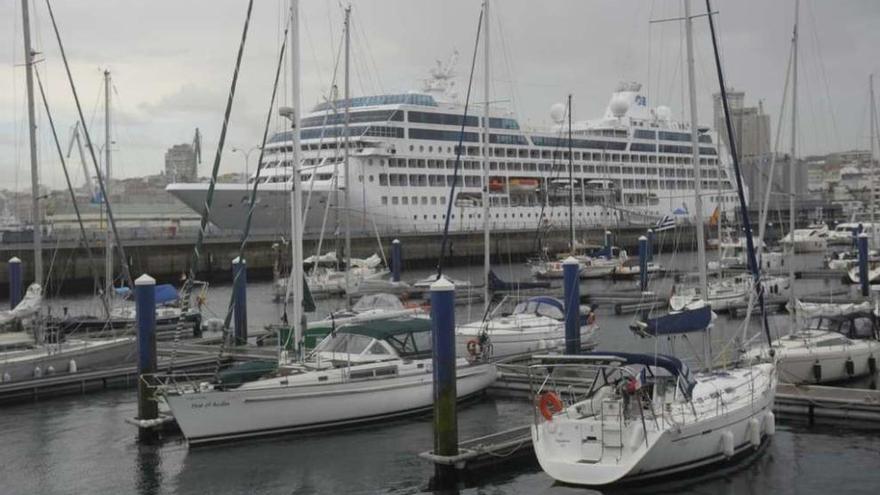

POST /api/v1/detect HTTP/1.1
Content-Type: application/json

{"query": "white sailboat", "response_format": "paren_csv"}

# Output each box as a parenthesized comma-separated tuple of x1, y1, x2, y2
(158, 3, 495, 445)
(528, 0, 777, 484)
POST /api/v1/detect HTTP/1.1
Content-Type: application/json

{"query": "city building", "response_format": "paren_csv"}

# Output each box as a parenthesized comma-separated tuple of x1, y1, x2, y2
(165, 143, 198, 183)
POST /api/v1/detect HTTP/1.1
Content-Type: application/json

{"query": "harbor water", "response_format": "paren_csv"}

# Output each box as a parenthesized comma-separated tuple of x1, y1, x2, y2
(2, 252, 880, 494)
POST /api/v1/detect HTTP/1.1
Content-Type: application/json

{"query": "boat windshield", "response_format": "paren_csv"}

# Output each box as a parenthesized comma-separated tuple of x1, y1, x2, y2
(513, 300, 564, 320)
(314, 332, 374, 355)
(353, 293, 404, 312)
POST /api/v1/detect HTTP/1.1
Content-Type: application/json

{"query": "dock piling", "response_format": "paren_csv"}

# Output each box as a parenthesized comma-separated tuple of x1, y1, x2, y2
(8, 257, 22, 309)
(604, 230, 612, 252)
(638, 235, 649, 292)
(563, 256, 580, 354)
(135, 274, 158, 441)
(858, 233, 869, 297)
(391, 239, 402, 283)
(429, 276, 458, 488)
(232, 257, 247, 345)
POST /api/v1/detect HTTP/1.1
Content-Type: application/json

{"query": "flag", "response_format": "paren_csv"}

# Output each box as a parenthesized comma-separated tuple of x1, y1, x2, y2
(708, 206, 720, 227)
(655, 214, 676, 232)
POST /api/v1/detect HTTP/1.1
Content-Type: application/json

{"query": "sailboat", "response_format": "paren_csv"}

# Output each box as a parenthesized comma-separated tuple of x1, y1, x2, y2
(748, 16, 880, 384)
(1, 9, 134, 383)
(157, 2, 495, 445)
(527, 0, 777, 484)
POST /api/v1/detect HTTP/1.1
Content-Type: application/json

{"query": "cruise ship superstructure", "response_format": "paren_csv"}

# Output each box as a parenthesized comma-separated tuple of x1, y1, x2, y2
(168, 63, 741, 237)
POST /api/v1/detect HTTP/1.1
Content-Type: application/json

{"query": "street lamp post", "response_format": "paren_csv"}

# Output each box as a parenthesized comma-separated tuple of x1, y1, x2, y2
(231, 146, 260, 184)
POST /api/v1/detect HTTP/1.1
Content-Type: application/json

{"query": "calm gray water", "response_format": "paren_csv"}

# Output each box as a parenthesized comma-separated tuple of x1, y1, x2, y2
(2, 252, 880, 494)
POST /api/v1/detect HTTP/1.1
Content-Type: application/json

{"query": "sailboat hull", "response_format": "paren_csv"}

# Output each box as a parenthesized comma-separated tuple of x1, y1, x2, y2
(0, 337, 135, 382)
(165, 363, 496, 445)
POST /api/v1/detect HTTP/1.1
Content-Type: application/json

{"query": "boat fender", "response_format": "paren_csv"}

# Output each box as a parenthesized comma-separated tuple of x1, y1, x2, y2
(1, 372, 9, 383)
(765, 411, 776, 436)
(466, 339, 483, 357)
(721, 430, 735, 458)
(538, 392, 564, 421)
(46, 365, 55, 376)
(68, 359, 77, 373)
(33, 366, 42, 378)
(748, 418, 761, 447)
(812, 361, 822, 383)
(869, 355, 877, 374)
(845, 357, 855, 377)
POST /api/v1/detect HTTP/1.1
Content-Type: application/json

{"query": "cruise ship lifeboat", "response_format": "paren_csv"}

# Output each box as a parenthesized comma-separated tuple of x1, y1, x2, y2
(509, 177, 539, 192)
(489, 177, 506, 192)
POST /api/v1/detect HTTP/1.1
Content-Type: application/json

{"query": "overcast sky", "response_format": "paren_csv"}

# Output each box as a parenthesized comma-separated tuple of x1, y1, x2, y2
(2, 0, 879, 191)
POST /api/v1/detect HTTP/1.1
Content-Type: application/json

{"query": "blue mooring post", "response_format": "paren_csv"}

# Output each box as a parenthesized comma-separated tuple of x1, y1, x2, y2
(604, 230, 612, 253)
(430, 276, 458, 488)
(858, 233, 869, 297)
(563, 256, 581, 354)
(232, 257, 247, 346)
(647, 228, 655, 263)
(8, 257, 22, 309)
(638, 235, 649, 292)
(135, 274, 158, 440)
(391, 239, 402, 283)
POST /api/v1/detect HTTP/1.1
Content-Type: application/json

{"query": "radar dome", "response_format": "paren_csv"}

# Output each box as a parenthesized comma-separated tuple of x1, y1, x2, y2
(609, 95, 629, 118)
(656, 105, 672, 121)
(550, 103, 566, 124)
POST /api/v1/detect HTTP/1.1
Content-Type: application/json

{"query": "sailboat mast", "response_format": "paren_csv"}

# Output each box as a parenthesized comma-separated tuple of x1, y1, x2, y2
(104, 70, 113, 294)
(788, 0, 798, 319)
(289, 0, 304, 353)
(871, 73, 876, 246)
(684, 0, 711, 368)
(482, 0, 491, 312)
(568, 94, 575, 251)
(21, 0, 42, 287)
(684, 0, 707, 294)
(343, 5, 352, 306)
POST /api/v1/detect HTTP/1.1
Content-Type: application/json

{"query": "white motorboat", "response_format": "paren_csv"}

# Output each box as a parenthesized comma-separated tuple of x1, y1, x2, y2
(455, 296, 598, 359)
(743, 301, 879, 384)
(614, 259, 664, 277)
(526, 351, 776, 486)
(159, 318, 496, 444)
(707, 237, 783, 272)
(847, 262, 880, 284)
(275, 253, 389, 299)
(670, 274, 790, 312)
(780, 224, 829, 253)
(826, 222, 875, 246)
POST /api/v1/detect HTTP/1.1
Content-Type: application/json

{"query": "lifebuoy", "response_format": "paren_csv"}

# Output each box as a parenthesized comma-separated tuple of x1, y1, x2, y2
(538, 391, 564, 421)
(466, 339, 481, 356)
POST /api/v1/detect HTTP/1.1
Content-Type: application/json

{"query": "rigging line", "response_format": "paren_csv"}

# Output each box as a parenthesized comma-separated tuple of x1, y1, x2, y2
(167, 0, 256, 374)
(805, 0, 841, 152)
(34, 68, 109, 317)
(704, 0, 773, 351)
(351, 7, 384, 94)
(215, 15, 291, 364)
(45, 0, 134, 292)
(436, 6, 483, 279)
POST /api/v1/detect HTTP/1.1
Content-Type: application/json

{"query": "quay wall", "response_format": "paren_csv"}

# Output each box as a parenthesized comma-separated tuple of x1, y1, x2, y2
(0, 225, 695, 296)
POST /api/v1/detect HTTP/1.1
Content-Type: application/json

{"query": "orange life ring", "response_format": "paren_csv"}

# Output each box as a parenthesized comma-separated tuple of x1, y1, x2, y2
(538, 391, 564, 421)
(466, 339, 481, 356)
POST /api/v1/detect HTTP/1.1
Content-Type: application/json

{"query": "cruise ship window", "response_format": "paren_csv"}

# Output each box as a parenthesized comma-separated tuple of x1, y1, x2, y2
(440, 197, 446, 205)
(409, 145, 414, 151)
(381, 196, 388, 205)
(490, 162, 498, 170)
(412, 196, 418, 204)
(392, 197, 399, 205)
(429, 146, 433, 152)
(402, 197, 409, 205)
(420, 145, 424, 152)
(431, 197, 437, 205)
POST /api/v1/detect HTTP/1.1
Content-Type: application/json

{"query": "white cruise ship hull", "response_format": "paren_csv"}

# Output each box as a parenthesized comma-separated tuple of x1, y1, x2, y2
(165, 362, 495, 444)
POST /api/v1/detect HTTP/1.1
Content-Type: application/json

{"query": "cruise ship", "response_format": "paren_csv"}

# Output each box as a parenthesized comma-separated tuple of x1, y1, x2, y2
(168, 61, 740, 237)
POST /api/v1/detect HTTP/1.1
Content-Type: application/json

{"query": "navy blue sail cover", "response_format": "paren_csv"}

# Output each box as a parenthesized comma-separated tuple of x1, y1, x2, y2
(582, 351, 697, 397)
(643, 305, 712, 336)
